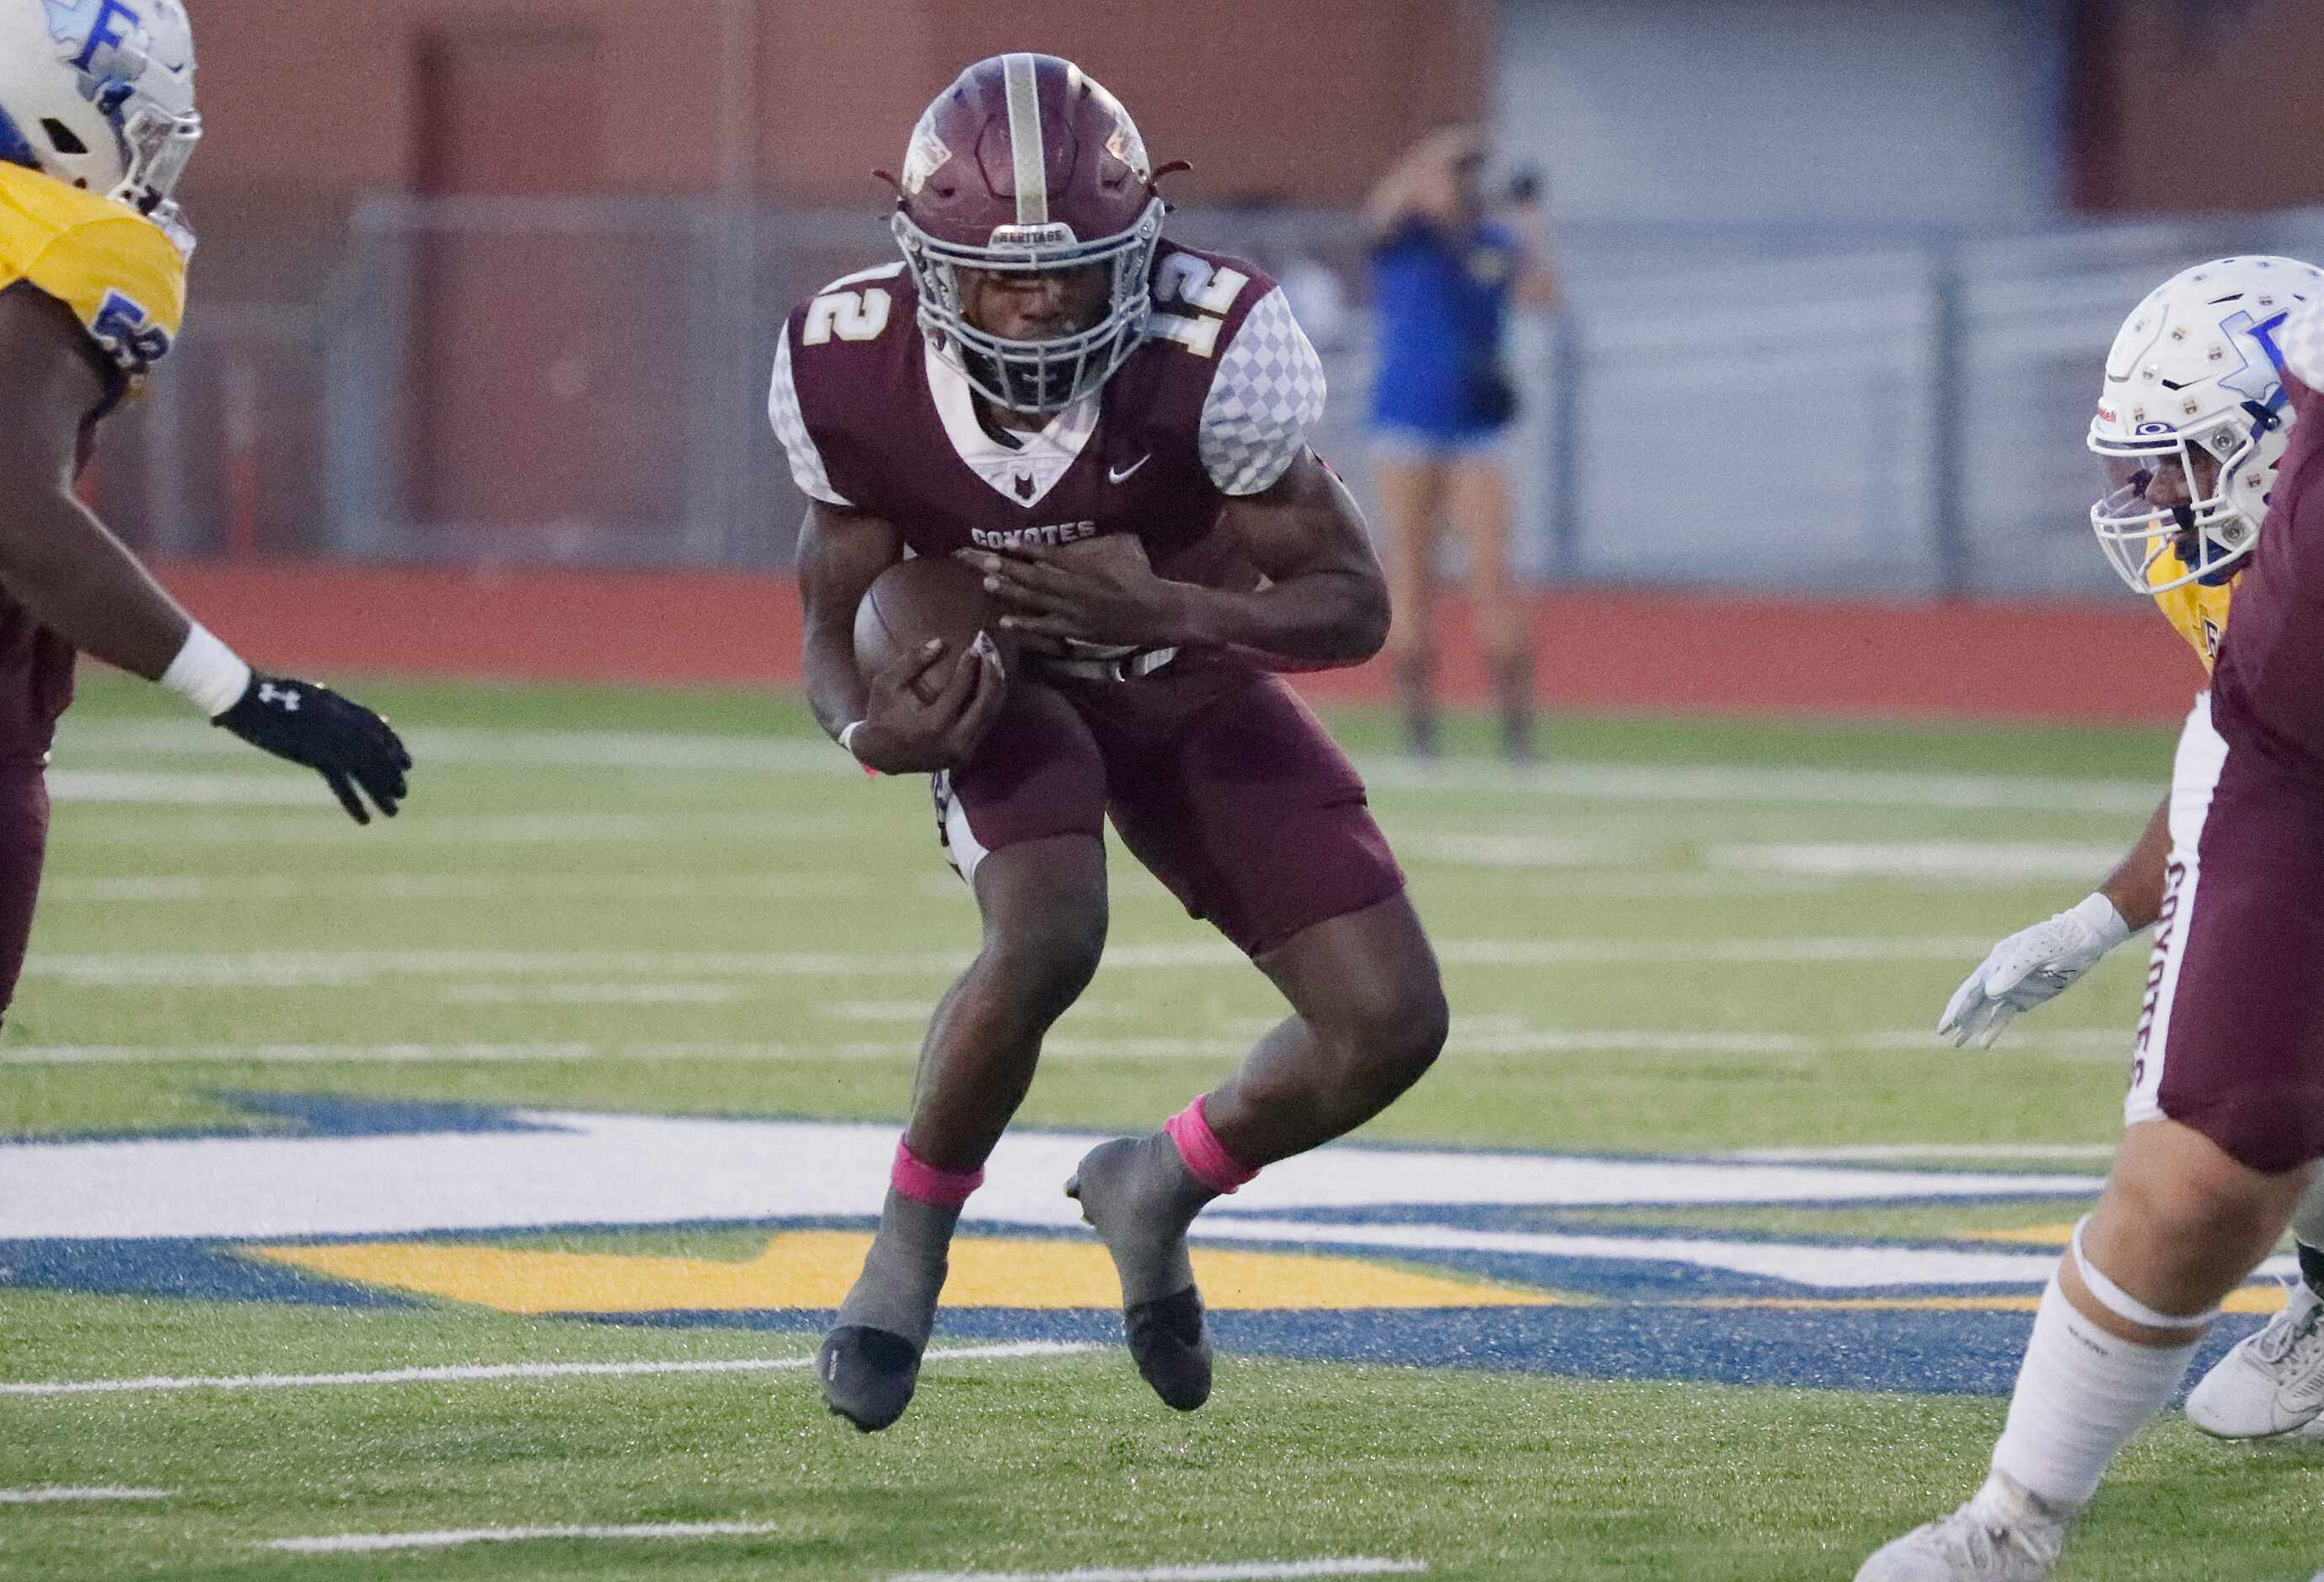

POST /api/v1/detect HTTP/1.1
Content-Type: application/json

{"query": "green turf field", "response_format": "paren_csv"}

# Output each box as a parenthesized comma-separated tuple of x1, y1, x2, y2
(5, 674, 2319, 1582)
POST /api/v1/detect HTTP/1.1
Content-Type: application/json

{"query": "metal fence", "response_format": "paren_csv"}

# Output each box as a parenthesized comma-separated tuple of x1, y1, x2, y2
(98, 195, 2324, 597)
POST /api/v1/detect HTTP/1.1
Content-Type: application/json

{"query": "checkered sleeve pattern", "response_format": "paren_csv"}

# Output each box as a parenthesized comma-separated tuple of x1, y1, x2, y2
(2283, 297, 2324, 393)
(1199, 286, 1326, 497)
(766, 329, 852, 507)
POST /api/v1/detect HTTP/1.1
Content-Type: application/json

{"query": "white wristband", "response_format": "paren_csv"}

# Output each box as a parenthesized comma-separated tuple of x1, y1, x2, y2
(2070, 892, 2133, 951)
(160, 623, 253, 719)
(838, 720, 867, 759)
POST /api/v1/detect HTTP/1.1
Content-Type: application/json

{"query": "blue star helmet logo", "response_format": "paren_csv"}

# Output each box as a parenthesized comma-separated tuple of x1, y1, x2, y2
(2218, 307, 2293, 407)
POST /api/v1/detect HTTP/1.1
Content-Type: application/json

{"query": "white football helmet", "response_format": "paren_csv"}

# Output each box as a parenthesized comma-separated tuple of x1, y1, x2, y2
(2090, 256, 2323, 593)
(0, 0, 200, 238)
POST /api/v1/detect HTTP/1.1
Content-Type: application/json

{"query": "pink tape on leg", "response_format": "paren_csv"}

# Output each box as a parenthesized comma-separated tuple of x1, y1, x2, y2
(892, 1139, 983, 1207)
(1164, 1093, 1259, 1195)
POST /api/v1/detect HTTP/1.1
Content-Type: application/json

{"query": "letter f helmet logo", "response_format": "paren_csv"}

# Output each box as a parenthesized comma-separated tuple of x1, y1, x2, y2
(46, 0, 140, 72)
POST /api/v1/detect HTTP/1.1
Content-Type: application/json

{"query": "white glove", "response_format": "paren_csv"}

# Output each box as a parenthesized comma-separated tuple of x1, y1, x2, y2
(1938, 893, 2133, 1049)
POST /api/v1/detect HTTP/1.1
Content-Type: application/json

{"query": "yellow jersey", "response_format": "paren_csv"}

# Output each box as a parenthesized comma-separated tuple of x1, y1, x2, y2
(2146, 544, 2236, 673)
(0, 160, 186, 391)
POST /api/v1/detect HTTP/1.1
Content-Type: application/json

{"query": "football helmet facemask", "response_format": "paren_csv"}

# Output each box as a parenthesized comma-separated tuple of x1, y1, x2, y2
(889, 52, 1167, 415)
(2089, 254, 2323, 593)
(0, 0, 201, 243)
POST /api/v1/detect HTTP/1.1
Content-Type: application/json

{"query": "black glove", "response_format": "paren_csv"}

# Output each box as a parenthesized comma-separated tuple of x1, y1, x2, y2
(213, 673, 412, 825)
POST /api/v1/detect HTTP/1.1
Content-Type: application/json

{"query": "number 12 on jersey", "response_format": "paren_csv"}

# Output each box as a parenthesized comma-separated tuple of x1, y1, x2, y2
(803, 287, 892, 346)
(1148, 255, 1248, 359)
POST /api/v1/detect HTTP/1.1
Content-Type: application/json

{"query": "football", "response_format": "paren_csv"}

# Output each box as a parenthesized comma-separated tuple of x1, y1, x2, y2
(854, 554, 1010, 702)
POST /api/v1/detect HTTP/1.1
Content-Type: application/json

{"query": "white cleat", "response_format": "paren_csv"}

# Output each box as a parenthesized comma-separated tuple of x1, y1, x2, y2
(1856, 1478, 2067, 1582)
(2185, 1280, 2324, 1439)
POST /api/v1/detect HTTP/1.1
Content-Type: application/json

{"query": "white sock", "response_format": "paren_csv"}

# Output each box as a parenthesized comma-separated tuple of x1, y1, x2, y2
(1983, 1271, 2198, 1516)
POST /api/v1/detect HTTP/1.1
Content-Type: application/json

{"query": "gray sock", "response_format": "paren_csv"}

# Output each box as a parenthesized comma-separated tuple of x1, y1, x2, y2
(835, 1188, 961, 1348)
(1074, 1132, 1217, 1306)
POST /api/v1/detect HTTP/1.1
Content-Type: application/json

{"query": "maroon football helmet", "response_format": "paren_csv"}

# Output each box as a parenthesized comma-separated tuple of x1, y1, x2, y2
(891, 53, 1167, 414)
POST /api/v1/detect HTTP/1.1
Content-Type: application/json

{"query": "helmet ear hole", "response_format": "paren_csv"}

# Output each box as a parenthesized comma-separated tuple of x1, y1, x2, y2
(40, 118, 86, 156)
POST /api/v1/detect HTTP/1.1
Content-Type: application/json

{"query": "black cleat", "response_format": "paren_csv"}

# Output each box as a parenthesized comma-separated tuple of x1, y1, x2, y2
(818, 1324, 922, 1432)
(1123, 1285, 1213, 1411)
(1068, 1141, 1215, 1412)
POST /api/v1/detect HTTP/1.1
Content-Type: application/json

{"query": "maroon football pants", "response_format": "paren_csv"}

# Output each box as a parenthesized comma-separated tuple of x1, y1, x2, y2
(937, 671, 1405, 958)
(0, 766, 47, 1029)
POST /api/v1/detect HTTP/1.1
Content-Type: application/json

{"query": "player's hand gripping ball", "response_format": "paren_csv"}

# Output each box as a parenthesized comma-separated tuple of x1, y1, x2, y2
(967, 534, 1190, 651)
(849, 556, 1012, 773)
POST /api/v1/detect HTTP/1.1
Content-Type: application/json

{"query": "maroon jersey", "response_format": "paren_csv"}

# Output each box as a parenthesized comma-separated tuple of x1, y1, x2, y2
(773, 238, 1401, 958)
(768, 242, 1326, 621)
(2212, 320, 2324, 775)
(2129, 313, 2324, 1170)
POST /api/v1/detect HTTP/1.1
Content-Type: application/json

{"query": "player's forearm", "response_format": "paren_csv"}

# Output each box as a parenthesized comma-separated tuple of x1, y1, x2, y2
(2097, 793, 2174, 931)
(801, 623, 870, 742)
(1175, 570, 1389, 668)
(0, 488, 191, 680)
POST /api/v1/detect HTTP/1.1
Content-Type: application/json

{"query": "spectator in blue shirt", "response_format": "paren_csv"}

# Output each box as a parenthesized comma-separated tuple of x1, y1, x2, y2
(1364, 127, 1556, 761)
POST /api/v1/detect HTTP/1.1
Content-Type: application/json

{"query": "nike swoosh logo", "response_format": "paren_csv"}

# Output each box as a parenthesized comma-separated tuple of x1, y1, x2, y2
(1107, 454, 1151, 484)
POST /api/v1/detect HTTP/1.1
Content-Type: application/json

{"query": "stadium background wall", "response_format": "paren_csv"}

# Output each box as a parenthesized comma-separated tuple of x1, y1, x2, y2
(171, 0, 2324, 218)
(178, 0, 1493, 210)
(146, 562, 2204, 726)
(134, 0, 2313, 724)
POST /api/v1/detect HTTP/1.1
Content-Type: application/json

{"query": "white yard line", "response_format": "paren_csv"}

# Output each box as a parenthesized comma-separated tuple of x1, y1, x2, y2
(47, 771, 323, 807)
(0, 1042, 610, 1066)
(55, 811, 876, 847)
(1354, 756, 2157, 814)
(15, 949, 974, 988)
(0, 1115, 2104, 1244)
(825, 1000, 965, 1022)
(438, 984, 750, 1006)
(14, 937, 2001, 990)
(1420, 871, 1849, 897)
(29, 869, 1857, 906)
(889, 1562, 1429, 1582)
(1730, 1143, 2121, 1163)
(1403, 834, 1620, 868)
(0, 1341, 1095, 1398)
(0, 1485, 173, 1504)
(266, 1521, 790, 1554)
(828, 998, 1141, 1023)
(0, 1041, 934, 1066)
(1706, 842, 2136, 882)
(63, 721, 854, 777)
(59, 719, 2157, 812)
(39, 873, 875, 904)
(0, 1026, 2130, 1068)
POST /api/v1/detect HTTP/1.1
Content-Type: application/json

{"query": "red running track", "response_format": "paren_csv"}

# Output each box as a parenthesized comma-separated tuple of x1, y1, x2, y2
(146, 561, 2206, 727)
